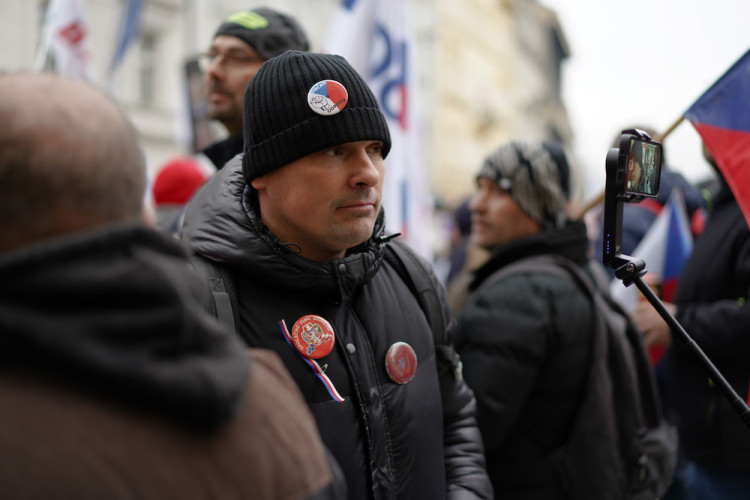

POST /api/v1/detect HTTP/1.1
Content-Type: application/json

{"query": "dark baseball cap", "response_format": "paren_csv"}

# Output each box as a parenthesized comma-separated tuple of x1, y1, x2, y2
(213, 7, 310, 61)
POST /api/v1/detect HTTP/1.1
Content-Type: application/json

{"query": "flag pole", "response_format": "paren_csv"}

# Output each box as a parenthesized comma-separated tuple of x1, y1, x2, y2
(572, 116, 686, 220)
(653, 115, 685, 142)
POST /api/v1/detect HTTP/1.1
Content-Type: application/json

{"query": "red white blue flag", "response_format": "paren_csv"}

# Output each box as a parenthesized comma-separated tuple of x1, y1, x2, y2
(324, 0, 434, 260)
(35, 0, 93, 82)
(684, 47, 750, 228)
(611, 189, 693, 311)
(611, 190, 694, 364)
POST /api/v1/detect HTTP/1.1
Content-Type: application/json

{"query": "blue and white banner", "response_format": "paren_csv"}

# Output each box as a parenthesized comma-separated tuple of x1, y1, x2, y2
(324, 0, 434, 260)
(109, 0, 144, 78)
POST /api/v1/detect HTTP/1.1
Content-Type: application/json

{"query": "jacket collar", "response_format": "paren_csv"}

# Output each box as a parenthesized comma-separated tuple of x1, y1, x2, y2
(470, 219, 591, 291)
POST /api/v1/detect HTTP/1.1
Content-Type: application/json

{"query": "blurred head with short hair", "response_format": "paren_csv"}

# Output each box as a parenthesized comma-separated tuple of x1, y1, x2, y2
(0, 72, 146, 253)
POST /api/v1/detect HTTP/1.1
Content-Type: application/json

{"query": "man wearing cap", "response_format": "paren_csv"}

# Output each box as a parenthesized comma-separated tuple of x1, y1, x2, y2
(451, 140, 598, 498)
(182, 50, 492, 499)
(198, 7, 309, 171)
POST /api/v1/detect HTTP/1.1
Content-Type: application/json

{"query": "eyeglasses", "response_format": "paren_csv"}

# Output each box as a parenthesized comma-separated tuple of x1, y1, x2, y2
(197, 50, 263, 72)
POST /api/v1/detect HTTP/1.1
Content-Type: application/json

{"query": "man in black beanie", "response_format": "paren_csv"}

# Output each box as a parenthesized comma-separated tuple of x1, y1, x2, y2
(197, 7, 309, 171)
(182, 51, 492, 500)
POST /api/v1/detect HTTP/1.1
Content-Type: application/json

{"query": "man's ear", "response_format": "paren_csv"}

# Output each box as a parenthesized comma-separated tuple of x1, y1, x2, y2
(250, 176, 266, 190)
(141, 202, 157, 228)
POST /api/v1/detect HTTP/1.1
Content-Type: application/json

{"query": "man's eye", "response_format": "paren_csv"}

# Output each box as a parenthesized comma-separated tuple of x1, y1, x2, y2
(367, 143, 385, 158)
(225, 54, 260, 65)
(323, 147, 342, 156)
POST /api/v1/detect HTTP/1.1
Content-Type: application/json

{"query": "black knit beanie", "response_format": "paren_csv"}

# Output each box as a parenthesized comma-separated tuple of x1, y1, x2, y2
(242, 50, 392, 181)
(213, 7, 309, 61)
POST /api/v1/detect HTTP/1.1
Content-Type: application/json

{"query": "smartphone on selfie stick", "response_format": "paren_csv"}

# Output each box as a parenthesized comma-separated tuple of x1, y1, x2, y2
(603, 128, 750, 428)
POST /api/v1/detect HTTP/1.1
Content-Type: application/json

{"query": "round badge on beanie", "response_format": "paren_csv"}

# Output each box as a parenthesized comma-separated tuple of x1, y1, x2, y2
(308, 80, 348, 116)
(242, 50, 391, 182)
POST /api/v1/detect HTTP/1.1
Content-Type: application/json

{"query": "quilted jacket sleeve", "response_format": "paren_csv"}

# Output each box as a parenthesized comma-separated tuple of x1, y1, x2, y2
(434, 281, 494, 499)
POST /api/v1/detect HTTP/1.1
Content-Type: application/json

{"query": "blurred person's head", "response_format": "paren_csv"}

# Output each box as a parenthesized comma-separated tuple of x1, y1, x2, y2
(627, 140, 644, 191)
(201, 8, 309, 135)
(243, 51, 391, 262)
(470, 140, 571, 250)
(0, 73, 146, 254)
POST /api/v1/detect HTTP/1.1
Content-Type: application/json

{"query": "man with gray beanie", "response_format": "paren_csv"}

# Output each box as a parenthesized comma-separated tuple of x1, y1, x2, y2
(182, 50, 492, 499)
(452, 140, 601, 498)
(198, 7, 309, 170)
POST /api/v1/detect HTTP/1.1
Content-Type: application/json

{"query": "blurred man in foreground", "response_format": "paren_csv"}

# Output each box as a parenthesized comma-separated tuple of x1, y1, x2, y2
(0, 72, 341, 500)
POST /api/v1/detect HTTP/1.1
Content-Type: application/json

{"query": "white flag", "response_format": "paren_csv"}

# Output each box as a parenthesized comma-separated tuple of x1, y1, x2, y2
(35, 0, 93, 82)
(324, 0, 434, 260)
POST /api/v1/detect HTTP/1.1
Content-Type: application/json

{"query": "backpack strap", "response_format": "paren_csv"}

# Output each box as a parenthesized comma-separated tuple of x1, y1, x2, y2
(190, 254, 238, 333)
(465, 254, 572, 311)
(384, 240, 466, 380)
(384, 239, 446, 344)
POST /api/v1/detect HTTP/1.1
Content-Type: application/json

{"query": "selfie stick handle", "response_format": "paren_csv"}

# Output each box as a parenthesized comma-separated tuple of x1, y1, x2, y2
(616, 258, 750, 429)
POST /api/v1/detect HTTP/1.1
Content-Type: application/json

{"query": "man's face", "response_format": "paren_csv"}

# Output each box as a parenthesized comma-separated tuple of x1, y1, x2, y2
(469, 176, 540, 249)
(251, 140, 386, 262)
(627, 159, 643, 189)
(203, 35, 264, 135)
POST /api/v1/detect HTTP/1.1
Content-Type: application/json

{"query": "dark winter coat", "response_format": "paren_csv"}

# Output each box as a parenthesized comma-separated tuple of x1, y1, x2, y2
(199, 133, 243, 171)
(664, 180, 750, 469)
(182, 158, 493, 500)
(0, 225, 339, 500)
(453, 221, 596, 499)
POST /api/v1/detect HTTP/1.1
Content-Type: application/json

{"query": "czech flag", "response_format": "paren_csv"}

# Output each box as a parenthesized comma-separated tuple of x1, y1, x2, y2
(610, 189, 693, 364)
(684, 47, 750, 229)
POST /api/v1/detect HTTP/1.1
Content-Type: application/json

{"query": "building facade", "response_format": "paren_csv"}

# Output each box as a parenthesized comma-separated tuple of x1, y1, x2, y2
(1, 0, 570, 207)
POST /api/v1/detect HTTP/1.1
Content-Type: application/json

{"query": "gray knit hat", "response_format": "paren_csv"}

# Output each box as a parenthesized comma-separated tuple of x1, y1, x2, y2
(242, 50, 391, 181)
(477, 140, 570, 230)
(213, 7, 309, 61)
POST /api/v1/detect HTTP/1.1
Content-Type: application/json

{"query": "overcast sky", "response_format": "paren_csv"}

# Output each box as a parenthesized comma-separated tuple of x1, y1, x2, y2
(538, 0, 750, 199)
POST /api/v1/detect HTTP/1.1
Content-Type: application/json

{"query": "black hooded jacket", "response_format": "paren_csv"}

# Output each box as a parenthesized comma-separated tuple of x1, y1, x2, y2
(0, 224, 341, 499)
(0, 225, 249, 426)
(664, 180, 750, 469)
(182, 157, 493, 500)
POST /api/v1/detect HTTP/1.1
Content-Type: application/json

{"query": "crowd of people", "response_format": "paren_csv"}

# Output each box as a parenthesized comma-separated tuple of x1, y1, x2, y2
(1, 6, 747, 500)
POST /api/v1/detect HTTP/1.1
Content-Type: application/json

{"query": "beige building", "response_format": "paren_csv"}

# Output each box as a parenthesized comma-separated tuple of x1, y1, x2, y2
(2, 0, 570, 207)
(433, 0, 570, 204)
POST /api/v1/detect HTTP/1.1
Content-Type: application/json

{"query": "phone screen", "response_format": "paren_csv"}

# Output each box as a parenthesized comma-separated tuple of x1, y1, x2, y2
(624, 138, 661, 197)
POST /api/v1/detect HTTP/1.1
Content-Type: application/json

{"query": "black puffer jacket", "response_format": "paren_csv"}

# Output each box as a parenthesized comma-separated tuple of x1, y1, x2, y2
(664, 180, 750, 469)
(199, 133, 244, 170)
(182, 157, 492, 500)
(453, 221, 595, 499)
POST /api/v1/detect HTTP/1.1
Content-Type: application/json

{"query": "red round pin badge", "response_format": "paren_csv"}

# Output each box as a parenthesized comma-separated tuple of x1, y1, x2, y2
(307, 80, 348, 116)
(385, 342, 418, 384)
(291, 315, 335, 359)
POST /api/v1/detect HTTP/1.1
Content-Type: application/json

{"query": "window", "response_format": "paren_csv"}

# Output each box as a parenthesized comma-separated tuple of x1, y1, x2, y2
(139, 33, 156, 104)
